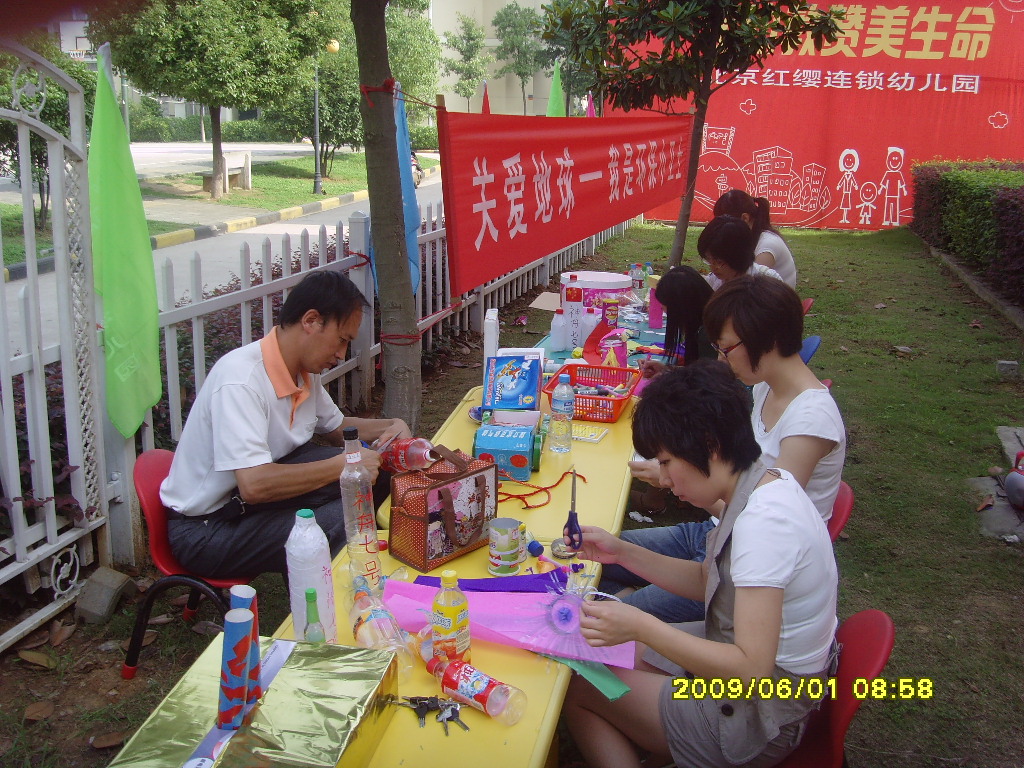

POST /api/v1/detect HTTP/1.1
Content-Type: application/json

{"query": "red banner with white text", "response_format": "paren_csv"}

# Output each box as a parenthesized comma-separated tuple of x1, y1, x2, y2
(643, 1, 1024, 230)
(438, 112, 692, 296)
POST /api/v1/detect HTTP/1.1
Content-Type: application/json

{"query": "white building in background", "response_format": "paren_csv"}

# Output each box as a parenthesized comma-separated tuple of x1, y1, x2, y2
(430, 0, 558, 117)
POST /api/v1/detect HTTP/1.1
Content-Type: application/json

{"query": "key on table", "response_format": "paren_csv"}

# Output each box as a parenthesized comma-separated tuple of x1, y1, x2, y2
(436, 706, 450, 736)
(443, 701, 470, 732)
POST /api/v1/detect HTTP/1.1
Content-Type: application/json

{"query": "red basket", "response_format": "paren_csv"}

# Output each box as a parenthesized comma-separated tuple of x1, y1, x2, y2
(542, 364, 641, 423)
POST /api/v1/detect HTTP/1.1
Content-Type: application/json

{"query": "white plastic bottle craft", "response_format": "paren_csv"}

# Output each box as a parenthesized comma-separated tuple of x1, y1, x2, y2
(285, 508, 337, 643)
(549, 308, 569, 352)
(549, 373, 575, 454)
(340, 427, 383, 595)
(349, 576, 415, 681)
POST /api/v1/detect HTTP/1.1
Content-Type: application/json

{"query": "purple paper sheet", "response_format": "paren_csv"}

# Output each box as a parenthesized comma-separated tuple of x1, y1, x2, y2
(384, 580, 635, 669)
(413, 570, 567, 593)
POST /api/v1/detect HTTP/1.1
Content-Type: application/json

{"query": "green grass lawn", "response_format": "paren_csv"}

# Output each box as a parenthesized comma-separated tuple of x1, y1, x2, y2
(496, 222, 1024, 767)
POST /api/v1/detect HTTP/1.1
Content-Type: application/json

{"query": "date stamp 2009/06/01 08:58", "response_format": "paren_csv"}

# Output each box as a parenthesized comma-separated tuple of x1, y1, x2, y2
(672, 677, 935, 701)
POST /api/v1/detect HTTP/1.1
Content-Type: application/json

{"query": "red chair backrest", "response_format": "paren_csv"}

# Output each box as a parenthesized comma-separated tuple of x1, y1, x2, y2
(827, 481, 854, 542)
(133, 450, 178, 578)
(776, 609, 896, 768)
(801, 297, 815, 315)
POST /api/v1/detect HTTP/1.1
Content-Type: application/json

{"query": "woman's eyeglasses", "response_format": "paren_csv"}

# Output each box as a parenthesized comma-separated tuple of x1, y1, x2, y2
(711, 340, 744, 358)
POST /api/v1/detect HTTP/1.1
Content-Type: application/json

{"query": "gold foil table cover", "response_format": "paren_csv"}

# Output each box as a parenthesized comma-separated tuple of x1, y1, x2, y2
(109, 638, 396, 768)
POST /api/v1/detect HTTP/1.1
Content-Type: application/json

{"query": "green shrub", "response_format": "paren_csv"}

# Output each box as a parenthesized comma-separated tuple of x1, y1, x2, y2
(165, 115, 210, 142)
(941, 170, 1024, 267)
(409, 124, 437, 151)
(221, 118, 293, 143)
(989, 186, 1024, 302)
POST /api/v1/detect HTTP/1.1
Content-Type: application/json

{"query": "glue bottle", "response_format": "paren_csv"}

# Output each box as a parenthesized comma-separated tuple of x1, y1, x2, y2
(426, 656, 527, 725)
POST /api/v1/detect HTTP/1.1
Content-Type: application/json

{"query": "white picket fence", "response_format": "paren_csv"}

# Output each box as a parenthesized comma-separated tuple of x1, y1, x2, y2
(144, 201, 635, 451)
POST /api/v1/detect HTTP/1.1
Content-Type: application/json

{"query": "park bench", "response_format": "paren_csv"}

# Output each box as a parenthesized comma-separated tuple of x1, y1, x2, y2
(200, 151, 252, 194)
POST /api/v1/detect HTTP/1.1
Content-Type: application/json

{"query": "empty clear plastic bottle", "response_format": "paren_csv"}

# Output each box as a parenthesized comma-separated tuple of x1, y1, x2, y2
(303, 587, 326, 643)
(426, 656, 527, 725)
(549, 374, 575, 454)
(348, 576, 415, 681)
(340, 427, 383, 594)
(431, 570, 471, 663)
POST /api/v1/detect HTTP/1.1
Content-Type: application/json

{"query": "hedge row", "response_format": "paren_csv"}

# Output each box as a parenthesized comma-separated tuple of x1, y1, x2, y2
(911, 160, 1024, 303)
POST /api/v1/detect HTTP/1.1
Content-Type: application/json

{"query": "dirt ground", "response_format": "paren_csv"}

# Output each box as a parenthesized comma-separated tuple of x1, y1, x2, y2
(0, 321, 495, 767)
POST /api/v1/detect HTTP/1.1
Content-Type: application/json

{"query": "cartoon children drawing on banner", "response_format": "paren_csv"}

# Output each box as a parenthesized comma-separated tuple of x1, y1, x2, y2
(879, 147, 908, 227)
(857, 182, 878, 225)
(836, 149, 860, 224)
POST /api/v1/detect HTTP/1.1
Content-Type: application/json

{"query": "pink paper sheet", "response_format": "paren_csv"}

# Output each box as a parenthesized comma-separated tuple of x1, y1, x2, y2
(384, 580, 635, 669)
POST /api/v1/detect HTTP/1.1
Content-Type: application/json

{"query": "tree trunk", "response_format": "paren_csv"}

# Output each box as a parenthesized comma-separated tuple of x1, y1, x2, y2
(209, 105, 224, 200)
(351, 0, 422, 432)
(668, 104, 707, 266)
(35, 178, 50, 232)
(521, 82, 527, 115)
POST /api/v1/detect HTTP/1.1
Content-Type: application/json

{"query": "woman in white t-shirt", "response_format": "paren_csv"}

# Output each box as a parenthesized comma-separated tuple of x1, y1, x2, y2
(562, 362, 838, 768)
(698, 214, 784, 292)
(704, 274, 845, 517)
(714, 189, 797, 287)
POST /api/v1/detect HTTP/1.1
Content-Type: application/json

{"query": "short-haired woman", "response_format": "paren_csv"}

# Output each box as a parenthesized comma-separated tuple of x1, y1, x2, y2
(562, 361, 838, 768)
(714, 189, 797, 287)
(606, 275, 846, 622)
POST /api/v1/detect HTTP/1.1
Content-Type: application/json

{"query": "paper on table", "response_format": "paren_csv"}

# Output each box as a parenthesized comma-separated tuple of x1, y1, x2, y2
(384, 580, 635, 669)
(528, 292, 563, 311)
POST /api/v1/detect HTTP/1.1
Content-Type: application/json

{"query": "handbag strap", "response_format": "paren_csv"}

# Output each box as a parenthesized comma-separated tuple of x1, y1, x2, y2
(438, 474, 488, 546)
(430, 444, 468, 471)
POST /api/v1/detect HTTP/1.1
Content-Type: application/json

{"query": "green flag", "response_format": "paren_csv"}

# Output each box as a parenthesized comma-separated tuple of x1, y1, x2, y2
(546, 60, 566, 117)
(90, 52, 161, 438)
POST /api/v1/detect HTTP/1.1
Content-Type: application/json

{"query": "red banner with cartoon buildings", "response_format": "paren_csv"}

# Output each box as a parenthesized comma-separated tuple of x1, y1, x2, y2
(643, 1, 1024, 230)
(437, 112, 692, 296)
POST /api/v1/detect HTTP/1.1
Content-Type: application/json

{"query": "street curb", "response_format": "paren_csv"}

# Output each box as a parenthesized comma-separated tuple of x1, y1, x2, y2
(150, 188, 373, 250)
(2, 165, 439, 282)
(929, 245, 1024, 335)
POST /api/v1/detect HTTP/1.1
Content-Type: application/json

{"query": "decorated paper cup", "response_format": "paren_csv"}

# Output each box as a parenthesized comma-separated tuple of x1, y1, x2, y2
(488, 517, 522, 576)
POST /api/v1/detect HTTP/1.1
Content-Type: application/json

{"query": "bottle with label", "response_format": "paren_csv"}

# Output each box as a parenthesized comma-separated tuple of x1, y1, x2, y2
(379, 438, 438, 473)
(340, 427, 383, 594)
(549, 308, 568, 352)
(629, 263, 645, 295)
(285, 509, 337, 643)
(564, 275, 584, 348)
(303, 587, 326, 643)
(549, 373, 575, 454)
(426, 656, 527, 725)
(349, 576, 415, 681)
(431, 569, 471, 663)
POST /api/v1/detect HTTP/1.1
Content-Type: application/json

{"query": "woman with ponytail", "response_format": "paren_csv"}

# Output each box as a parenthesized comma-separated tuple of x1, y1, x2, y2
(714, 189, 797, 287)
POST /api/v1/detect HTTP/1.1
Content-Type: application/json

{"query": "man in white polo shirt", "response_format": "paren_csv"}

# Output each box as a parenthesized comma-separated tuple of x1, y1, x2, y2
(160, 271, 411, 579)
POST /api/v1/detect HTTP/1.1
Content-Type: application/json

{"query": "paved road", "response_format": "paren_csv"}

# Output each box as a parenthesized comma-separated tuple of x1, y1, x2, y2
(3, 163, 443, 351)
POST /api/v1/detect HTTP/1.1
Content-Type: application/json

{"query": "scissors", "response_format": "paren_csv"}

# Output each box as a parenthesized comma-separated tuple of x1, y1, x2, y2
(564, 468, 583, 550)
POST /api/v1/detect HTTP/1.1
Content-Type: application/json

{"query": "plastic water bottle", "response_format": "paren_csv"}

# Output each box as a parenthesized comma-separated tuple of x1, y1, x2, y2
(549, 373, 575, 454)
(549, 308, 568, 352)
(629, 263, 645, 294)
(285, 509, 337, 643)
(303, 587, 326, 643)
(432, 569, 471, 663)
(349, 577, 415, 681)
(643, 262, 655, 301)
(426, 656, 528, 725)
(340, 427, 383, 595)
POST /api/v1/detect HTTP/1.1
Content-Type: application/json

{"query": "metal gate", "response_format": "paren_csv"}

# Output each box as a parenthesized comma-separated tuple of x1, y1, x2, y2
(0, 40, 108, 651)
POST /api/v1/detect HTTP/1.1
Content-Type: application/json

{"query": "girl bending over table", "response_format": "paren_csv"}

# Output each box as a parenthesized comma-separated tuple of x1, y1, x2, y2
(563, 362, 838, 768)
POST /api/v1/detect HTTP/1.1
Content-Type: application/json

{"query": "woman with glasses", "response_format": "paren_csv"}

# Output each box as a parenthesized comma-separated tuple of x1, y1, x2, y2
(562, 362, 838, 768)
(603, 275, 846, 623)
(698, 215, 784, 291)
(714, 189, 797, 287)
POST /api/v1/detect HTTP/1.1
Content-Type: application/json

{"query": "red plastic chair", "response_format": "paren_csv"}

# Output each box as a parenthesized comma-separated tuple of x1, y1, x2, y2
(827, 481, 854, 542)
(122, 449, 248, 679)
(776, 609, 896, 768)
(801, 297, 815, 315)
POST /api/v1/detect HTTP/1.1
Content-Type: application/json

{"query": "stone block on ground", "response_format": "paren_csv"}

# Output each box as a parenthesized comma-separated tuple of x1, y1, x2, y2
(75, 566, 135, 624)
(967, 476, 1024, 540)
(996, 426, 1024, 466)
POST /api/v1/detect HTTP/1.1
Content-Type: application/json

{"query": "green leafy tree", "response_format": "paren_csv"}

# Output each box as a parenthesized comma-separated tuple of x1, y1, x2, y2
(493, 3, 546, 115)
(351, 0, 422, 430)
(544, 0, 844, 264)
(262, 0, 439, 178)
(442, 12, 491, 111)
(0, 33, 97, 231)
(88, 0, 337, 199)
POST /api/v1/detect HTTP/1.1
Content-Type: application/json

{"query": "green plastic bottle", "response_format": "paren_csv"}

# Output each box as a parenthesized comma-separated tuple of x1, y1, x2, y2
(303, 587, 326, 643)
